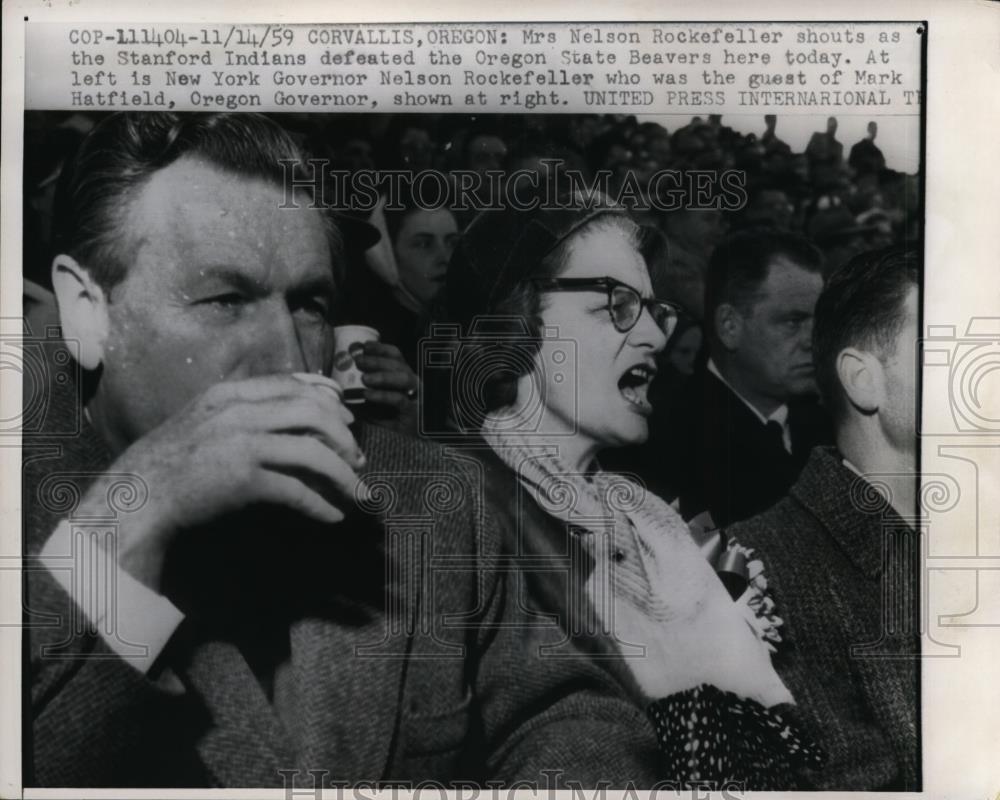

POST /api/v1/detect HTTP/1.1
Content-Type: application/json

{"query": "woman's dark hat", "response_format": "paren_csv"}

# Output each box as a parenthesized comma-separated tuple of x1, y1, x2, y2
(446, 192, 630, 327)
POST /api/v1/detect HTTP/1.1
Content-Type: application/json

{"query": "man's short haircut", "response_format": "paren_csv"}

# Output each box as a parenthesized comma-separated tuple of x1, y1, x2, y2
(704, 227, 823, 333)
(812, 245, 920, 421)
(53, 112, 342, 292)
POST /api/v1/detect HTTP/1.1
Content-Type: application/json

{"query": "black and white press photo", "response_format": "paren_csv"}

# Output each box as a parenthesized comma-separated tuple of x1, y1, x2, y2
(6, 6, 995, 797)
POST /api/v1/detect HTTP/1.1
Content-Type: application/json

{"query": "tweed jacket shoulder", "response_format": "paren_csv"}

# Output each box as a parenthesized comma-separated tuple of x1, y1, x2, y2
(23, 376, 659, 788)
(725, 447, 920, 790)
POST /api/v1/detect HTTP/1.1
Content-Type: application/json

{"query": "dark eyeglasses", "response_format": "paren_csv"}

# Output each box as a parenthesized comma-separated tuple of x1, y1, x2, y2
(532, 277, 682, 339)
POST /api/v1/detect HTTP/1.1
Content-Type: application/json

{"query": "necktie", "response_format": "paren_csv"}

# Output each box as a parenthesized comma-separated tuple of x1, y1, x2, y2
(766, 419, 786, 453)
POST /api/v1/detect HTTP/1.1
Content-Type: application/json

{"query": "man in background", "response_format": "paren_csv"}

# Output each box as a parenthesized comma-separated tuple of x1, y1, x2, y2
(664, 228, 831, 526)
(726, 246, 920, 790)
(849, 121, 887, 177)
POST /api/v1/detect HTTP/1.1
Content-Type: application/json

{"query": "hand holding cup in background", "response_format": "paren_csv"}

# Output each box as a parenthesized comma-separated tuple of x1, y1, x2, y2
(332, 325, 382, 405)
(332, 325, 420, 436)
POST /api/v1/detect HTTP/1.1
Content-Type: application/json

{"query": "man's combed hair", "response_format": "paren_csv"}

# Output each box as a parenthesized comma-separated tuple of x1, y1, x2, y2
(53, 112, 341, 291)
(704, 227, 823, 333)
(812, 245, 920, 420)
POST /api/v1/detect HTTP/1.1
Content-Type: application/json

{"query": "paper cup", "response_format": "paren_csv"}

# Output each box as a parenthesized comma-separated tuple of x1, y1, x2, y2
(332, 325, 380, 404)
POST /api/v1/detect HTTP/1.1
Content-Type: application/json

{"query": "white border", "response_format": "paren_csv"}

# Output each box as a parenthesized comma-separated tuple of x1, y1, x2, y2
(3, 1, 999, 798)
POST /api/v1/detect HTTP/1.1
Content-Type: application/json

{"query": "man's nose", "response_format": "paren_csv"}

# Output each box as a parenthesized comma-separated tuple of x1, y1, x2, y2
(434, 241, 452, 269)
(800, 318, 815, 351)
(250, 302, 309, 376)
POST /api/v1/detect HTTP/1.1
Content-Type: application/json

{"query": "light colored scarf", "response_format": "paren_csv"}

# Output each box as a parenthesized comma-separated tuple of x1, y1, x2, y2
(481, 410, 794, 707)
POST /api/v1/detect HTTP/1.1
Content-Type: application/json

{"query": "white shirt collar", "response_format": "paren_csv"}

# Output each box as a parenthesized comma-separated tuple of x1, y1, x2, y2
(707, 358, 791, 452)
(841, 457, 863, 477)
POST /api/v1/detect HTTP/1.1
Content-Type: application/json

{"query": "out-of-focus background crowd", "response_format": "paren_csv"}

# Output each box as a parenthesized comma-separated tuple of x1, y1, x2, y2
(24, 111, 920, 320)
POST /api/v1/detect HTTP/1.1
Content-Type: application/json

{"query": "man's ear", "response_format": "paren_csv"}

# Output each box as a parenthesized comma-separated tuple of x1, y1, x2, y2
(51, 254, 109, 370)
(836, 347, 885, 415)
(714, 303, 743, 351)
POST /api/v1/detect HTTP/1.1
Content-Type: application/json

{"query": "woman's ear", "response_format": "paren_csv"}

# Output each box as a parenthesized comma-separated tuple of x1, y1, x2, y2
(714, 303, 743, 351)
(836, 347, 885, 415)
(51, 254, 110, 371)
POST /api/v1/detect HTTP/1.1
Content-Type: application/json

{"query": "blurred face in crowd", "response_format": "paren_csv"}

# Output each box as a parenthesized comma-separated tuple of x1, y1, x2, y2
(665, 209, 727, 259)
(822, 237, 868, 275)
(90, 156, 336, 448)
(343, 138, 375, 172)
(668, 325, 702, 376)
(393, 207, 459, 309)
(726, 256, 823, 412)
(527, 221, 668, 456)
(568, 116, 601, 151)
(744, 190, 795, 230)
(509, 154, 551, 200)
(467, 134, 507, 175)
(791, 154, 810, 181)
(467, 133, 507, 205)
(398, 126, 434, 170)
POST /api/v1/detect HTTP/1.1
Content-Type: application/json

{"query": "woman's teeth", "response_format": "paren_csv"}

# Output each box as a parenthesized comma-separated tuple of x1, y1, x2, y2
(621, 383, 650, 409)
(619, 365, 654, 410)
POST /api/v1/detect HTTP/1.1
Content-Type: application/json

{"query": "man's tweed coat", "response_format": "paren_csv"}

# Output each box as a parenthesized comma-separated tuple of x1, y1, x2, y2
(23, 378, 660, 788)
(726, 447, 920, 790)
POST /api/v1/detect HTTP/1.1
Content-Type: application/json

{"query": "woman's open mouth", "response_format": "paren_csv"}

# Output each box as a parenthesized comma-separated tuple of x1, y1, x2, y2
(618, 363, 656, 414)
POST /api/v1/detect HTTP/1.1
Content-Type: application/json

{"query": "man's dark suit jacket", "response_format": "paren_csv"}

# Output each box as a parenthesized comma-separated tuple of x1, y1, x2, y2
(663, 366, 831, 526)
(23, 377, 659, 788)
(726, 447, 920, 790)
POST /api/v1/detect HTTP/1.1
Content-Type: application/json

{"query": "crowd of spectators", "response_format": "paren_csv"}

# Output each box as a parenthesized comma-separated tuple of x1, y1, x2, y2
(25, 111, 918, 304)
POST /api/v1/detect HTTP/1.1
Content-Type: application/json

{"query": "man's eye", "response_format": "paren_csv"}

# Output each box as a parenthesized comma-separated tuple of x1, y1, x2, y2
(296, 297, 332, 319)
(201, 293, 246, 309)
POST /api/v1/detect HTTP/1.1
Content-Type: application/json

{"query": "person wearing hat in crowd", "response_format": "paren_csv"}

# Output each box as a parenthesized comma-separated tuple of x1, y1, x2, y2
(24, 112, 664, 788)
(848, 121, 887, 177)
(805, 116, 845, 192)
(807, 200, 896, 274)
(760, 115, 791, 158)
(437, 189, 823, 788)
